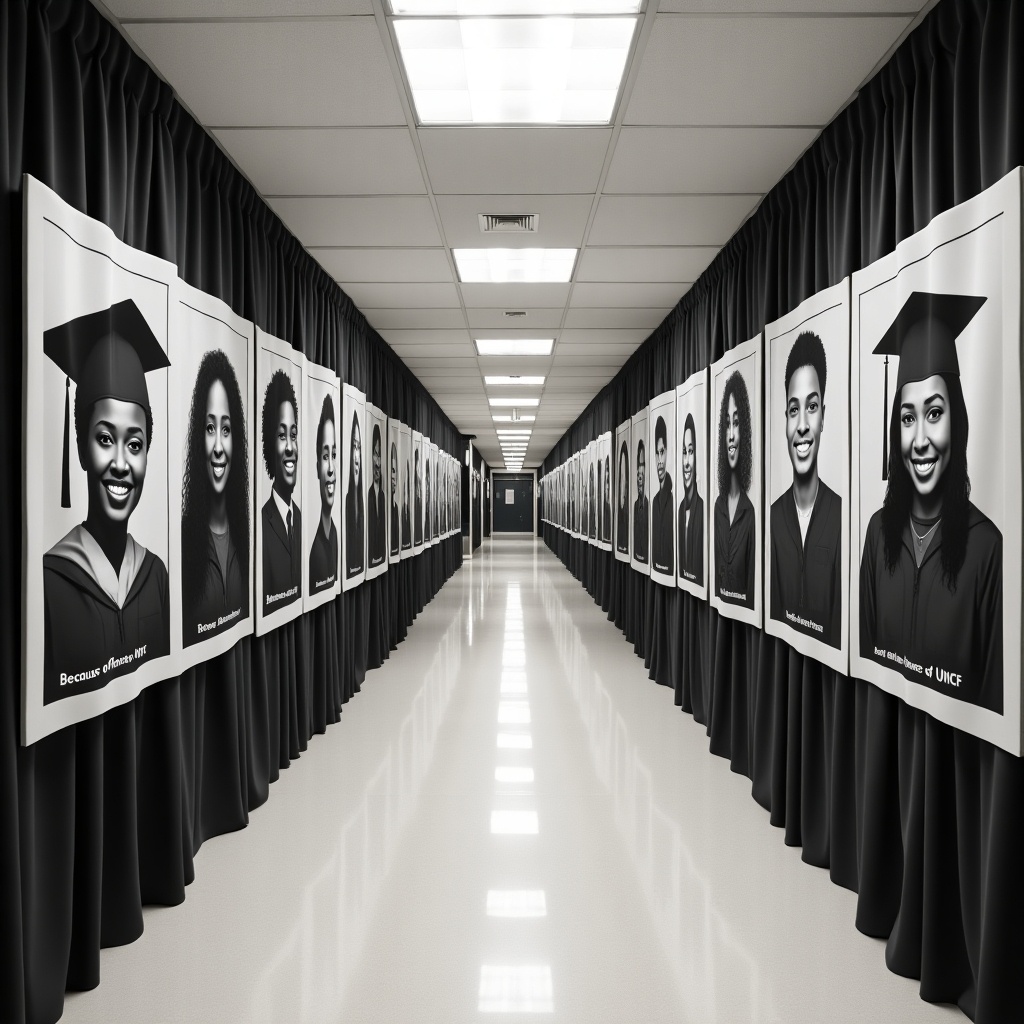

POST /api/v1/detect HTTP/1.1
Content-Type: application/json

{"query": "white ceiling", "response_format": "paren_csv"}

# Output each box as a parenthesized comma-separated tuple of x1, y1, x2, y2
(102, 0, 935, 469)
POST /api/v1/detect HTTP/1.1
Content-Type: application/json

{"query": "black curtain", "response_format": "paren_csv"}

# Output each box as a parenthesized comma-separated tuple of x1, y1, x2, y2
(0, 4, 464, 1023)
(541, 2, 1024, 1020)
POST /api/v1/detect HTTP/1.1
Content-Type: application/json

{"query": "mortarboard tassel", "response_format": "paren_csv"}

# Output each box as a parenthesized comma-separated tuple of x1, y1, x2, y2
(881, 356, 888, 482)
(61, 375, 71, 508)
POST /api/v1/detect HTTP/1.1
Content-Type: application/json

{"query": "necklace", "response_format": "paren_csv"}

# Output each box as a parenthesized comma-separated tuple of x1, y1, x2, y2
(910, 516, 940, 565)
(911, 517, 940, 542)
(794, 479, 819, 518)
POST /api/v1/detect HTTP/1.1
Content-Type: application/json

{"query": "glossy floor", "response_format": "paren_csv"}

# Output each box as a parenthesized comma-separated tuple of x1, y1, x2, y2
(63, 538, 962, 1023)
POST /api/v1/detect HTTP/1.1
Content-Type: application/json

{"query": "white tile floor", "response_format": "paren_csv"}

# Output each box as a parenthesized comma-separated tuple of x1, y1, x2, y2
(62, 537, 963, 1023)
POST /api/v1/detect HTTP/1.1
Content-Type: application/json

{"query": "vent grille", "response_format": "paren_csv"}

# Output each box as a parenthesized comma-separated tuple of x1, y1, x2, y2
(503, 310, 528, 318)
(479, 214, 539, 233)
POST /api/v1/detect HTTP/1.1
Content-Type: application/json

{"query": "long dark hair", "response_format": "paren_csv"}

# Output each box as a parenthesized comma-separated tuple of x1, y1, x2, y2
(346, 410, 362, 510)
(181, 350, 249, 612)
(717, 370, 752, 497)
(881, 372, 970, 590)
(618, 439, 628, 506)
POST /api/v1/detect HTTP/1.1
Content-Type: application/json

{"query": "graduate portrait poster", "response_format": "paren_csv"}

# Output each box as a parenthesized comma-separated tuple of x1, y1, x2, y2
(170, 279, 255, 673)
(598, 431, 613, 552)
(850, 169, 1022, 754)
(255, 328, 305, 637)
(630, 408, 651, 575)
(648, 389, 676, 588)
(398, 422, 413, 559)
(709, 335, 762, 628)
(303, 361, 340, 611)
(342, 383, 366, 592)
(387, 418, 402, 565)
(764, 280, 850, 673)
(675, 370, 708, 600)
(365, 402, 388, 580)
(23, 174, 177, 744)
(614, 418, 631, 563)
(412, 430, 425, 554)
(586, 439, 598, 546)
(429, 441, 440, 545)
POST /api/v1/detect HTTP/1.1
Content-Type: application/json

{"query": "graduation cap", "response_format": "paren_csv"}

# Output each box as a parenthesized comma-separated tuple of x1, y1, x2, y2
(43, 299, 170, 507)
(872, 290, 986, 479)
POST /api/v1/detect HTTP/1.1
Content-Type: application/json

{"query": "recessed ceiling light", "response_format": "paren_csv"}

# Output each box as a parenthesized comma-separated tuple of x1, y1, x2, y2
(476, 339, 554, 356)
(492, 414, 536, 422)
(455, 248, 576, 283)
(496, 429, 532, 436)
(490, 397, 540, 407)
(485, 375, 545, 386)
(392, 2, 640, 12)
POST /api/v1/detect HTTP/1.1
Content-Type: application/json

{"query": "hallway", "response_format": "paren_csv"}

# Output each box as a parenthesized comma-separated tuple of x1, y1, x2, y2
(62, 538, 958, 1023)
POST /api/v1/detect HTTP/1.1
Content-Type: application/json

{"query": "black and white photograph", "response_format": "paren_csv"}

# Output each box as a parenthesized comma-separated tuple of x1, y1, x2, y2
(851, 169, 1022, 753)
(388, 418, 402, 564)
(342, 383, 366, 592)
(255, 329, 305, 636)
(675, 370, 708, 601)
(765, 280, 849, 672)
(648, 390, 676, 588)
(614, 419, 631, 563)
(630, 408, 650, 575)
(23, 176, 177, 744)
(599, 431, 612, 552)
(365, 403, 388, 580)
(170, 280, 254, 670)
(303, 362, 340, 610)
(429, 442, 440, 545)
(587, 440, 598, 546)
(710, 335, 762, 628)
(412, 430, 425, 554)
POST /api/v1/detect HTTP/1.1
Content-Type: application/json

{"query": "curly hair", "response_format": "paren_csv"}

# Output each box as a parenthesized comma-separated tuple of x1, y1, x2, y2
(316, 393, 335, 463)
(717, 369, 752, 497)
(784, 331, 827, 402)
(181, 349, 250, 617)
(261, 369, 298, 480)
(881, 373, 970, 590)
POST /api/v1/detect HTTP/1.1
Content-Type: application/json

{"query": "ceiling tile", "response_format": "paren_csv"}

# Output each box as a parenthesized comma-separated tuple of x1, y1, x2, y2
(563, 307, 671, 330)
(625, 14, 911, 126)
(363, 308, 466, 329)
(659, 1, 922, 10)
(605, 127, 819, 194)
(390, 344, 479, 357)
(213, 128, 424, 195)
(419, 128, 611, 195)
(266, 197, 441, 247)
(378, 329, 471, 346)
(576, 247, 717, 283)
(124, 19, 404, 127)
(311, 248, 453, 283)
(570, 283, 692, 308)
(112, 1, 371, 13)
(589, 195, 759, 246)
(436, 194, 592, 248)
(467, 308, 565, 330)
(460, 283, 571, 308)
(342, 282, 461, 308)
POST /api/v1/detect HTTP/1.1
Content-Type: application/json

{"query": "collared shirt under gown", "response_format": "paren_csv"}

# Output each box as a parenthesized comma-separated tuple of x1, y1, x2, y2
(677, 490, 704, 586)
(262, 496, 302, 613)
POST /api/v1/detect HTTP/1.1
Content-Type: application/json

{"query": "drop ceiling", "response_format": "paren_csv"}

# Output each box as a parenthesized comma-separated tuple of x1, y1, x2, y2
(101, 0, 936, 470)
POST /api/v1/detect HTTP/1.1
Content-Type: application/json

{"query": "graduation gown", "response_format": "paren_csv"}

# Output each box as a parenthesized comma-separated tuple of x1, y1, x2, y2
(184, 526, 248, 646)
(651, 474, 674, 575)
(859, 501, 1002, 713)
(43, 532, 169, 704)
(632, 494, 649, 563)
(262, 497, 302, 613)
(308, 518, 339, 595)
(602, 499, 612, 542)
(769, 480, 841, 649)
(414, 494, 423, 545)
(390, 501, 400, 556)
(713, 489, 755, 608)
(401, 503, 411, 549)
(345, 486, 364, 577)
(616, 502, 629, 554)
(677, 490, 704, 586)
(368, 484, 386, 566)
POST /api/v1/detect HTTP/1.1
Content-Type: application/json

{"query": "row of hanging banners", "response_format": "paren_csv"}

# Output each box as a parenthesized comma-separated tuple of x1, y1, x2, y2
(21, 176, 462, 745)
(540, 169, 1024, 755)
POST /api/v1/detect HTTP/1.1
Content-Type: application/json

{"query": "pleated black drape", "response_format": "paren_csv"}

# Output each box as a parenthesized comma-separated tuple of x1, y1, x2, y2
(541, 2, 1024, 1020)
(0, 4, 464, 1023)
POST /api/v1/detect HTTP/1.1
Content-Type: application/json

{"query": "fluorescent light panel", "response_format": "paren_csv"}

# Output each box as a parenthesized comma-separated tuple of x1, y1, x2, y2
(492, 414, 536, 422)
(490, 397, 540, 407)
(496, 429, 532, 436)
(485, 375, 545, 386)
(393, 2, 639, 12)
(454, 248, 576, 283)
(476, 339, 553, 356)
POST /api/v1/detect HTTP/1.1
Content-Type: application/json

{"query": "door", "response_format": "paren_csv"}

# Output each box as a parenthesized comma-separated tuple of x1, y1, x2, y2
(493, 475, 534, 533)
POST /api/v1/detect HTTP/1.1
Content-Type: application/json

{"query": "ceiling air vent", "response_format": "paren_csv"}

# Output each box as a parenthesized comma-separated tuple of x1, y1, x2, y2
(478, 214, 539, 233)
(503, 310, 528, 318)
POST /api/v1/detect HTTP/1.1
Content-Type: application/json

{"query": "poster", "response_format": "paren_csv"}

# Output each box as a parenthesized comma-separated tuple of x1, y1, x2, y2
(429, 441, 440, 544)
(412, 430, 425, 553)
(23, 175, 177, 744)
(365, 402, 387, 580)
(598, 431, 613, 552)
(303, 360, 341, 610)
(675, 370, 708, 601)
(255, 328, 305, 636)
(388, 418, 402, 564)
(614, 419, 631, 563)
(648, 389, 676, 588)
(764, 280, 849, 672)
(850, 169, 1022, 754)
(709, 334, 762, 627)
(630, 408, 650, 575)
(586, 439, 598, 545)
(170, 280, 255, 671)
(342, 383, 366, 591)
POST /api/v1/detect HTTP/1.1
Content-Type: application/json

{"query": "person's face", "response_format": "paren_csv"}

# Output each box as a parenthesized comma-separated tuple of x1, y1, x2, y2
(726, 394, 740, 472)
(656, 436, 667, 485)
(204, 379, 232, 497)
(785, 364, 823, 480)
(318, 418, 337, 511)
(900, 374, 951, 499)
(682, 426, 695, 494)
(274, 400, 298, 495)
(636, 448, 645, 498)
(372, 433, 381, 488)
(391, 445, 397, 494)
(83, 398, 148, 524)
(351, 420, 361, 487)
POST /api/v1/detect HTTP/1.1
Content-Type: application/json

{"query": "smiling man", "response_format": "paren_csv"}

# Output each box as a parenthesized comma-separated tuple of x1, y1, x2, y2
(769, 331, 841, 648)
